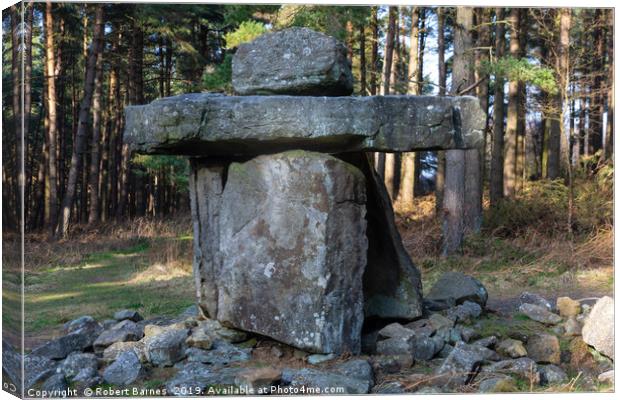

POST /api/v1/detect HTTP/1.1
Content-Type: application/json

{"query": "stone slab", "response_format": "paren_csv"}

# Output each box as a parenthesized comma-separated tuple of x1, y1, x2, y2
(124, 94, 485, 155)
(232, 27, 353, 96)
(189, 151, 368, 354)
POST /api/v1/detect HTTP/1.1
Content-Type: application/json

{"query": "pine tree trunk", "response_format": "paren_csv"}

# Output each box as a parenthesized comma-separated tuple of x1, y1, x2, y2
(490, 8, 506, 206)
(359, 24, 367, 95)
(396, 6, 420, 210)
(87, 34, 105, 225)
(435, 7, 447, 215)
(503, 8, 520, 196)
(604, 10, 614, 160)
(57, 5, 104, 237)
(443, 6, 480, 254)
(370, 6, 378, 96)
(44, 1, 59, 234)
(547, 9, 571, 179)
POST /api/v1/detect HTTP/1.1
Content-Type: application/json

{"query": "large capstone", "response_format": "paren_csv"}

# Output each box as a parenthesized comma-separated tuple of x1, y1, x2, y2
(232, 27, 353, 96)
(190, 151, 368, 354)
(124, 94, 485, 156)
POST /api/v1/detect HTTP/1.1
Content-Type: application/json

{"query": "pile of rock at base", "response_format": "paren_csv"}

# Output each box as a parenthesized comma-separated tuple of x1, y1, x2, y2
(3, 279, 613, 396)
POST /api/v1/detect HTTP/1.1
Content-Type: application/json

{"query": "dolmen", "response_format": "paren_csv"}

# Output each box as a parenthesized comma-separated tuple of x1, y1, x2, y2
(124, 28, 485, 355)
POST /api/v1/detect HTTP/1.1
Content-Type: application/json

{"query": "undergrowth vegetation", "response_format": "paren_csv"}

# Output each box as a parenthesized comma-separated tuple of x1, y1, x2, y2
(397, 161, 613, 304)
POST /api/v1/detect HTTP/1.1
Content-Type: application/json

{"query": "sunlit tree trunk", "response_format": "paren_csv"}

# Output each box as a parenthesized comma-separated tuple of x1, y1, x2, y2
(57, 5, 104, 237)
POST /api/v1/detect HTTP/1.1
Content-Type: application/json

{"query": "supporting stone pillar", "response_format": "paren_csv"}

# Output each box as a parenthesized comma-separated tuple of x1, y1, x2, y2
(190, 151, 368, 354)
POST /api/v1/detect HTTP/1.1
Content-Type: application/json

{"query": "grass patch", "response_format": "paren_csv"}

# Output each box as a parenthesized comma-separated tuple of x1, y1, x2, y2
(8, 216, 196, 345)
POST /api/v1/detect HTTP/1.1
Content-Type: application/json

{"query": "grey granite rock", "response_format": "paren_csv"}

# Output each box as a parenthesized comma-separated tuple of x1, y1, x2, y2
(539, 364, 568, 385)
(190, 152, 367, 354)
(144, 329, 189, 366)
(582, 296, 614, 359)
(124, 94, 485, 156)
(114, 309, 143, 322)
(58, 352, 98, 379)
(102, 351, 144, 386)
(426, 272, 488, 307)
(435, 342, 485, 388)
(519, 292, 554, 311)
(518, 303, 562, 325)
(232, 28, 353, 96)
(526, 333, 560, 364)
(41, 373, 68, 394)
(93, 320, 143, 352)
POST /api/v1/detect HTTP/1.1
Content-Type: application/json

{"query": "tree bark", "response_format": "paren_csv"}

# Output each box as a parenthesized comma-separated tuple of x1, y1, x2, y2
(57, 5, 104, 237)
(369, 6, 378, 96)
(359, 24, 367, 95)
(503, 8, 520, 196)
(490, 7, 505, 207)
(396, 6, 420, 210)
(443, 6, 480, 254)
(604, 10, 614, 160)
(87, 30, 105, 225)
(547, 9, 571, 179)
(44, 1, 59, 234)
(435, 7, 447, 215)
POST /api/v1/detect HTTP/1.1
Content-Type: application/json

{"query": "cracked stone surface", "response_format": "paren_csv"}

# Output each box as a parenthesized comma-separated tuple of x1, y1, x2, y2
(124, 94, 485, 156)
(189, 151, 367, 354)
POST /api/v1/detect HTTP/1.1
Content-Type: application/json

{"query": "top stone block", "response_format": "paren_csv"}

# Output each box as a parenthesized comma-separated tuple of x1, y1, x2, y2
(232, 27, 354, 96)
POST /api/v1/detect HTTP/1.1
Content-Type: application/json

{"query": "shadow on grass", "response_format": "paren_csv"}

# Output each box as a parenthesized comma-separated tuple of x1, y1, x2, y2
(9, 238, 195, 347)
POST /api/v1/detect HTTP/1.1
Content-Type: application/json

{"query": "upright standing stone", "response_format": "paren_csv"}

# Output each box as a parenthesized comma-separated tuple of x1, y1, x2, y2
(233, 27, 353, 96)
(190, 151, 368, 354)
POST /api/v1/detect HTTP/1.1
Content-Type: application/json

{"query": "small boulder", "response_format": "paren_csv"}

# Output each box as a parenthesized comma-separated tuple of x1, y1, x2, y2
(332, 359, 374, 386)
(582, 296, 614, 359)
(426, 272, 488, 307)
(232, 28, 354, 96)
(518, 303, 562, 325)
(482, 357, 540, 384)
(102, 341, 146, 363)
(563, 317, 581, 336)
(144, 329, 189, 367)
(186, 328, 213, 350)
(114, 309, 143, 322)
(63, 316, 101, 335)
(556, 297, 581, 318)
(58, 352, 98, 379)
(539, 364, 568, 385)
(473, 336, 498, 349)
(459, 326, 479, 343)
(435, 342, 485, 388)
(93, 320, 143, 352)
(307, 353, 336, 365)
(411, 336, 436, 361)
(378, 323, 415, 340)
(103, 351, 144, 386)
(41, 373, 68, 394)
(428, 313, 455, 330)
(446, 301, 482, 323)
(235, 367, 282, 393)
(370, 355, 413, 374)
(185, 341, 250, 365)
(376, 337, 412, 356)
(23, 354, 58, 390)
(478, 375, 517, 393)
(519, 292, 553, 311)
(31, 328, 101, 360)
(497, 339, 528, 358)
(526, 334, 560, 364)
(72, 367, 101, 393)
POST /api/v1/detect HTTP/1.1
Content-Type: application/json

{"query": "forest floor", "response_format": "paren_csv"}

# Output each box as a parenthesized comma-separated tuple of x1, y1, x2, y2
(396, 193, 613, 315)
(3, 174, 614, 352)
